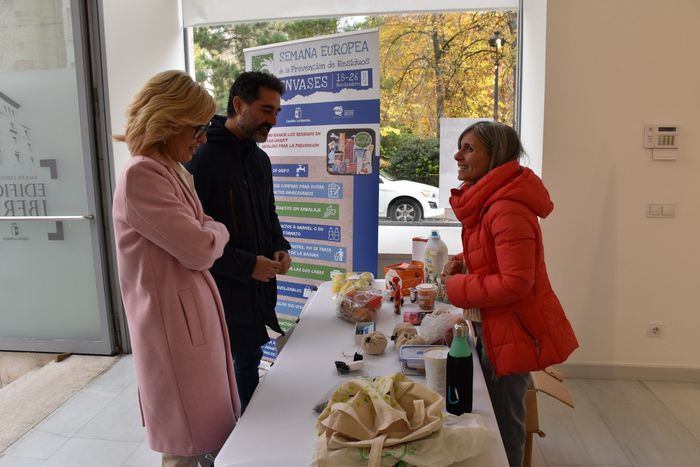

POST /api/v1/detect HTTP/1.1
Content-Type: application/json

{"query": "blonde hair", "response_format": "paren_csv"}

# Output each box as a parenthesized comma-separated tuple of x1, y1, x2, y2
(114, 70, 215, 161)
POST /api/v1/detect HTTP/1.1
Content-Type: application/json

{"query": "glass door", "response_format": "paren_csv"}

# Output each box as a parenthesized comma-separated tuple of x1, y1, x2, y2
(0, 0, 115, 354)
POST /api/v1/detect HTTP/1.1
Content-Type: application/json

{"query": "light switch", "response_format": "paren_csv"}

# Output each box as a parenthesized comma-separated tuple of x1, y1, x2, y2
(661, 204, 675, 217)
(647, 203, 663, 217)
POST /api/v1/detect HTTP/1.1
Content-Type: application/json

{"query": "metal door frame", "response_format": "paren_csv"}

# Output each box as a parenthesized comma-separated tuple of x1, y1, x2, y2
(0, 0, 121, 355)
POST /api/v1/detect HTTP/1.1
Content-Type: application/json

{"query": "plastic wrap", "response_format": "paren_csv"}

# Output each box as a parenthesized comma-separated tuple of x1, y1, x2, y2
(337, 288, 383, 322)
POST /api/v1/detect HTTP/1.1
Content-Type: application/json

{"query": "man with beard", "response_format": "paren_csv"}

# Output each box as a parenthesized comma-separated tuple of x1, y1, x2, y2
(186, 72, 291, 411)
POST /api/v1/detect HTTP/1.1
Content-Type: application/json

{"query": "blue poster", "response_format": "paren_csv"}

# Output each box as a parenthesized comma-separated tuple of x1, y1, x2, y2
(272, 164, 309, 177)
(280, 222, 341, 242)
(246, 30, 379, 360)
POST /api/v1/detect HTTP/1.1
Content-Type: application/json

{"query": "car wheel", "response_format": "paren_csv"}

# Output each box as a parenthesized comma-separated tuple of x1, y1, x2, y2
(389, 198, 423, 222)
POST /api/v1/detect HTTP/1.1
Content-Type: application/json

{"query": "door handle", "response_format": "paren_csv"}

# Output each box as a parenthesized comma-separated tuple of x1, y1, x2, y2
(0, 215, 94, 221)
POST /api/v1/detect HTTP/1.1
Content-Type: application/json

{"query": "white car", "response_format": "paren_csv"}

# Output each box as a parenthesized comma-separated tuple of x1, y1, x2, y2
(379, 171, 445, 222)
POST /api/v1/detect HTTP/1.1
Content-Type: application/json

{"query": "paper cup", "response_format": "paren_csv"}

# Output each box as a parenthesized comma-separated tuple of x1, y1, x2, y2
(424, 348, 449, 398)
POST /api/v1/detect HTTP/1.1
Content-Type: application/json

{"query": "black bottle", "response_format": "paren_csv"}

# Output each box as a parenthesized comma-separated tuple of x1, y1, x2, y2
(445, 323, 473, 415)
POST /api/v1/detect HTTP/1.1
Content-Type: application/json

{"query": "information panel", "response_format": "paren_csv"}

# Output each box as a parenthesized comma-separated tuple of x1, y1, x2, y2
(245, 30, 380, 359)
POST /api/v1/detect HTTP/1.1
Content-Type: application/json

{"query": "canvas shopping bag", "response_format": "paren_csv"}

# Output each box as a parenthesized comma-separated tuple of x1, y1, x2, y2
(312, 373, 492, 467)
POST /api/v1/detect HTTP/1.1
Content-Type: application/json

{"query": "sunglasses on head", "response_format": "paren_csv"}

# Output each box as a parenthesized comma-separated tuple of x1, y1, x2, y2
(193, 122, 211, 139)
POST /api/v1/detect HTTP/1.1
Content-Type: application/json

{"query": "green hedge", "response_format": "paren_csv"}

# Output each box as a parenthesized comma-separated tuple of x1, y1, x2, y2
(380, 131, 440, 187)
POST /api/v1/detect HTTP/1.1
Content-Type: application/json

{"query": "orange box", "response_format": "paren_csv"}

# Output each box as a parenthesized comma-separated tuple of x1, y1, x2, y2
(384, 261, 425, 296)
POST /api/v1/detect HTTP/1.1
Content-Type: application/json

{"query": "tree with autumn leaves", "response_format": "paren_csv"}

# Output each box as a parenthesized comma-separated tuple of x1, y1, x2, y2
(379, 11, 517, 138)
(193, 11, 517, 184)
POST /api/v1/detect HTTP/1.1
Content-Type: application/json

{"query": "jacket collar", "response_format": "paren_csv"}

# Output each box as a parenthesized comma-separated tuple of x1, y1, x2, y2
(449, 160, 523, 227)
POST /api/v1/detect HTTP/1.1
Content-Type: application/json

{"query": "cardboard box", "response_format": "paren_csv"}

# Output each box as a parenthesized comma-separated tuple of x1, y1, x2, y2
(524, 367, 575, 467)
(384, 261, 425, 296)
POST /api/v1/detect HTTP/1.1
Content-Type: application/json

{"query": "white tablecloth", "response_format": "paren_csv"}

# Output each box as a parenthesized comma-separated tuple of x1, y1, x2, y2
(216, 281, 508, 467)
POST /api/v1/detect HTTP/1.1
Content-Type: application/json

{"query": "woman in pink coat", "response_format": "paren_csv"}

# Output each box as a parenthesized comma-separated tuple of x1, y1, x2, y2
(113, 70, 240, 467)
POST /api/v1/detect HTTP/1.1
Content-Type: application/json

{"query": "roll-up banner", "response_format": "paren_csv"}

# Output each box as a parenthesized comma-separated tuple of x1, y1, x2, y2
(244, 30, 380, 360)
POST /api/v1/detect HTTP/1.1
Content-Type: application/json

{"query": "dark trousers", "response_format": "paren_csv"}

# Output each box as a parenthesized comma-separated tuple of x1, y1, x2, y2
(232, 348, 263, 413)
(475, 323, 531, 467)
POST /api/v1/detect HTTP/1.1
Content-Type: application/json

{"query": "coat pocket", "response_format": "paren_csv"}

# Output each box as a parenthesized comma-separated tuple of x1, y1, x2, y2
(513, 311, 541, 357)
(177, 288, 206, 346)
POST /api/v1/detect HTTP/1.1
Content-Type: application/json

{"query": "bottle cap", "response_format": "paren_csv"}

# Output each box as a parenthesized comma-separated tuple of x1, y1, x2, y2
(453, 323, 468, 338)
(430, 230, 440, 239)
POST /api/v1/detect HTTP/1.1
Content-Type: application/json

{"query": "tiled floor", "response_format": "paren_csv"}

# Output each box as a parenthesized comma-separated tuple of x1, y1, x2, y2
(1, 356, 699, 466)
(0, 356, 158, 467)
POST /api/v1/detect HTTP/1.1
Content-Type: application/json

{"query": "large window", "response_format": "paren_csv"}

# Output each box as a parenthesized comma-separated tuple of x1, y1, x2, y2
(190, 9, 519, 255)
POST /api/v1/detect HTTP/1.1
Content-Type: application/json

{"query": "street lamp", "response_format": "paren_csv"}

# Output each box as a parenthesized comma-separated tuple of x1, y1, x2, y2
(488, 31, 506, 122)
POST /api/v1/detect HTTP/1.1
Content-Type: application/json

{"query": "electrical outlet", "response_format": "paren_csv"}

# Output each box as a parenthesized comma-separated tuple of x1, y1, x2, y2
(647, 323, 664, 338)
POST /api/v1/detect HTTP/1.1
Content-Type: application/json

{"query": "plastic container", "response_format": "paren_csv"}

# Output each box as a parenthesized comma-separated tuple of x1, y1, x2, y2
(398, 344, 449, 371)
(423, 230, 448, 284)
(416, 283, 438, 311)
(337, 288, 383, 322)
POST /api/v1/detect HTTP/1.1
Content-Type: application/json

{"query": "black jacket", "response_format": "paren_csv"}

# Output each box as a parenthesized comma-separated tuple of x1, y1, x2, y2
(186, 115, 290, 352)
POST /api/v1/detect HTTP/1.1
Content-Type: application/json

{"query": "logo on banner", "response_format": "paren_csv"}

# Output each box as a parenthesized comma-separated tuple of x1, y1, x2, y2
(294, 107, 303, 119)
(252, 53, 274, 73)
(332, 105, 355, 119)
(296, 165, 307, 177)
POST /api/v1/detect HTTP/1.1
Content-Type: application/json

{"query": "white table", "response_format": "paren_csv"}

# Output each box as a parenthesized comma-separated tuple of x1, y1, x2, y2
(216, 281, 508, 467)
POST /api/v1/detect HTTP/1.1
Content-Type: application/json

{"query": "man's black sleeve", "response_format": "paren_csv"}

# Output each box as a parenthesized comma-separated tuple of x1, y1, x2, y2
(188, 147, 257, 283)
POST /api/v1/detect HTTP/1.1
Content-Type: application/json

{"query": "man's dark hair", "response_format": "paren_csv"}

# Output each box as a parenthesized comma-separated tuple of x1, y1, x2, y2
(227, 72, 285, 117)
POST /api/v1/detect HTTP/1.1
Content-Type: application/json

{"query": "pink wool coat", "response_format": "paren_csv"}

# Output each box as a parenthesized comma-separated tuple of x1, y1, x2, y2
(113, 154, 241, 456)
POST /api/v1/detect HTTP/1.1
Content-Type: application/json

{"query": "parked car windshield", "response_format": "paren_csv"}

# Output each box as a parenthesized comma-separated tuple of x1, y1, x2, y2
(380, 171, 397, 181)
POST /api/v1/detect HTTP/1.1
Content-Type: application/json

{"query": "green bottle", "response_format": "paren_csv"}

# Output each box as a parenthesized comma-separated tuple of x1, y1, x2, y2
(446, 324, 473, 414)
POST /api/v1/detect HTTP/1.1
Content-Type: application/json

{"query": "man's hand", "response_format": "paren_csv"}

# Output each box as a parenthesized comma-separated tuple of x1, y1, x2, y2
(252, 256, 281, 282)
(441, 258, 466, 281)
(273, 250, 292, 275)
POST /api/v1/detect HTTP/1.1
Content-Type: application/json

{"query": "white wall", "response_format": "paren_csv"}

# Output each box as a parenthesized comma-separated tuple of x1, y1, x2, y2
(101, 0, 184, 182)
(519, 0, 547, 176)
(541, 0, 700, 372)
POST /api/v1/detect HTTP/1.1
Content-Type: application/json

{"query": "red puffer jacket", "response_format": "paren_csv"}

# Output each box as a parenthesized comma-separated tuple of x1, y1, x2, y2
(445, 160, 578, 376)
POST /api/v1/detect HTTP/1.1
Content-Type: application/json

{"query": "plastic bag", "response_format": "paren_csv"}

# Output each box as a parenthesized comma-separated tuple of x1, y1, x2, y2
(419, 311, 467, 345)
(332, 271, 375, 299)
(337, 288, 383, 322)
(313, 414, 493, 467)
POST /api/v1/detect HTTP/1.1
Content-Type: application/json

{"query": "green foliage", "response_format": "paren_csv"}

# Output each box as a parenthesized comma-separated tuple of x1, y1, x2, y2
(194, 19, 339, 114)
(381, 131, 440, 187)
(193, 12, 517, 184)
(379, 11, 517, 138)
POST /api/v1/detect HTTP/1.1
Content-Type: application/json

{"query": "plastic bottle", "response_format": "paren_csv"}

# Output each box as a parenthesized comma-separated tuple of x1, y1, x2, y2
(423, 230, 448, 284)
(445, 323, 473, 415)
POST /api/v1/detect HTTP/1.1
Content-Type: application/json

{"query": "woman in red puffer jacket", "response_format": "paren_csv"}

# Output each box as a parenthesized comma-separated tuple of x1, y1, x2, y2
(443, 121, 577, 467)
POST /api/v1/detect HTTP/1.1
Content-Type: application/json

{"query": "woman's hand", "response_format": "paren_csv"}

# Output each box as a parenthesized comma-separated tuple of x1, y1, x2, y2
(441, 258, 466, 281)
